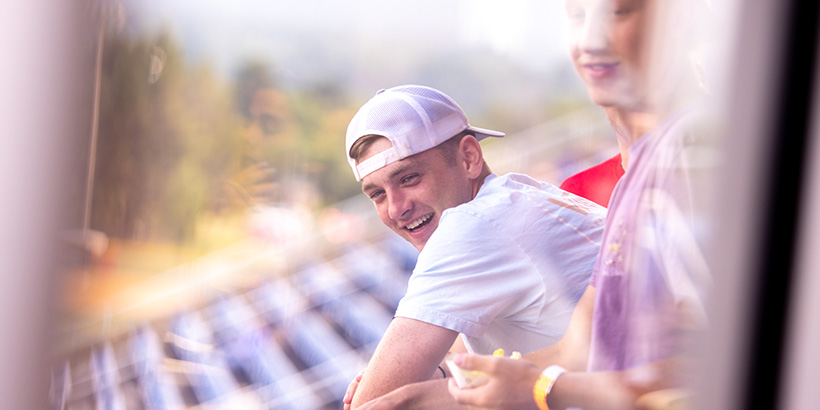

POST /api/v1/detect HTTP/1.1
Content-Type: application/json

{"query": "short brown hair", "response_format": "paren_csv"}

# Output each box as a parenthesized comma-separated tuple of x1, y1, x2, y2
(348, 134, 385, 163)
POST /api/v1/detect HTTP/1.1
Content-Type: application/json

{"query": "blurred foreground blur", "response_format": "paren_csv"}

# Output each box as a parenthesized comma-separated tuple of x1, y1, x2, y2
(5, 1, 820, 410)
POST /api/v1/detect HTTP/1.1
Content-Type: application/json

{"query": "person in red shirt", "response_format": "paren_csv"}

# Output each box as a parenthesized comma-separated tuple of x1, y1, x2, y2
(559, 153, 625, 207)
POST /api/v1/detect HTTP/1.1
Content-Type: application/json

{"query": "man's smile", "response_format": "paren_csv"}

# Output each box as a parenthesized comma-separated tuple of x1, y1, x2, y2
(404, 213, 434, 232)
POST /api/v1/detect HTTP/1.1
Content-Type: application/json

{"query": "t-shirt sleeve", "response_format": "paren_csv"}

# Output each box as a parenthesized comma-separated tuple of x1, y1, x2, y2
(394, 209, 544, 338)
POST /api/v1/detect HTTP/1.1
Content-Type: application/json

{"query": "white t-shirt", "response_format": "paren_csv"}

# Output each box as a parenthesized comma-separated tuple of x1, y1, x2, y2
(394, 173, 606, 354)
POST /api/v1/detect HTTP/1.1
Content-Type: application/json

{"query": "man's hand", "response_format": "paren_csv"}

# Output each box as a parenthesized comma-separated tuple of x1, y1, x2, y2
(446, 354, 542, 410)
(343, 369, 365, 410)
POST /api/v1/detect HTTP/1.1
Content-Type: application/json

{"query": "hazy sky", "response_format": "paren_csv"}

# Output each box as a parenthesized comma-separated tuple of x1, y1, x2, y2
(124, 0, 572, 83)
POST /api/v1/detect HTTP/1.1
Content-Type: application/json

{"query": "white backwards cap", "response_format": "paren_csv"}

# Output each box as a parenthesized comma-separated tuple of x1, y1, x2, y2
(345, 85, 505, 181)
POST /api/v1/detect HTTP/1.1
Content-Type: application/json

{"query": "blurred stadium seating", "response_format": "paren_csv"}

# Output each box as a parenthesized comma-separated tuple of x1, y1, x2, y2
(52, 236, 416, 410)
(50, 109, 613, 410)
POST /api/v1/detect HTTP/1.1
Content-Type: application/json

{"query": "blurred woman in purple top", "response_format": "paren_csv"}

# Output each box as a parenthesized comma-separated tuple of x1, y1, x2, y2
(447, 0, 715, 409)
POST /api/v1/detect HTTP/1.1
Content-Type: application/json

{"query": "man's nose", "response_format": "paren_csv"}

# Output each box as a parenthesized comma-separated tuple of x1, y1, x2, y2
(387, 191, 411, 221)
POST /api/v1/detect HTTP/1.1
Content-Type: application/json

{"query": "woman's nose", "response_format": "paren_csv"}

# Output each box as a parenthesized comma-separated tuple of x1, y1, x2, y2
(579, 12, 609, 52)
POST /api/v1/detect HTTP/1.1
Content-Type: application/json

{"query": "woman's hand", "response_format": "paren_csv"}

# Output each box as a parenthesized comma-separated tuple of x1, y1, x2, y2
(446, 354, 542, 410)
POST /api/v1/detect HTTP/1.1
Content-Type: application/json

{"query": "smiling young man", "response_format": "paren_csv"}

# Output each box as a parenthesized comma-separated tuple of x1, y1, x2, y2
(344, 85, 607, 408)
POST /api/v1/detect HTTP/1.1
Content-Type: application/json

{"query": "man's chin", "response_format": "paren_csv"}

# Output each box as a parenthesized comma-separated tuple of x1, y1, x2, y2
(403, 236, 425, 252)
(399, 226, 433, 252)
(402, 235, 426, 252)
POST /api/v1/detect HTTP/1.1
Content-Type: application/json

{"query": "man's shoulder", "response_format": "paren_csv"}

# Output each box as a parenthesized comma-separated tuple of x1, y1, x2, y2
(444, 174, 534, 223)
(467, 173, 561, 204)
(441, 172, 604, 238)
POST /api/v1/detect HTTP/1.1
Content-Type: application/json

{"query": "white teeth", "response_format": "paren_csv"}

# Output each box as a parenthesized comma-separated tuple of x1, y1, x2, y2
(406, 214, 431, 230)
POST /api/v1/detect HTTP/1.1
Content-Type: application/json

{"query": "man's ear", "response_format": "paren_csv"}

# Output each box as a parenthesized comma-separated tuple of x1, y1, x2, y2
(459, 135, 484, 179)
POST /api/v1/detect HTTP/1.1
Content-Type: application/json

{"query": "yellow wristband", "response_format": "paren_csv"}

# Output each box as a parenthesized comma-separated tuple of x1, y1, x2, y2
(532, 365, 566, 410)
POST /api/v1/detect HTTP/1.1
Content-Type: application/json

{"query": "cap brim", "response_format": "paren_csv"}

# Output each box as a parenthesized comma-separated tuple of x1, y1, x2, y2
(466, 125, 505, 140)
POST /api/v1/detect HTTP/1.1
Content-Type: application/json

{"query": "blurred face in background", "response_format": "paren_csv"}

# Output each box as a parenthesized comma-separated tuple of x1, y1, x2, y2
(566, 0, 653, 110)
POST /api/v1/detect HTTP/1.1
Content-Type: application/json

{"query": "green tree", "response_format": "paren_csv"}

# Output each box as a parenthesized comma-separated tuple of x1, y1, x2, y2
(92, 30, 245, 244)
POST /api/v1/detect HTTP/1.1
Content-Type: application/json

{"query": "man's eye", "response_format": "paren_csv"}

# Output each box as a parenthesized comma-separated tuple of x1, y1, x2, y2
(401, 174, 419, 184)
(368, 190, 384, 201)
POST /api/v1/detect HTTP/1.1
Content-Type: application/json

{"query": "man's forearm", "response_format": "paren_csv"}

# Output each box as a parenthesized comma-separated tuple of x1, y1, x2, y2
(350, 318, 457, 408)
(359, 379, 469, 410)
